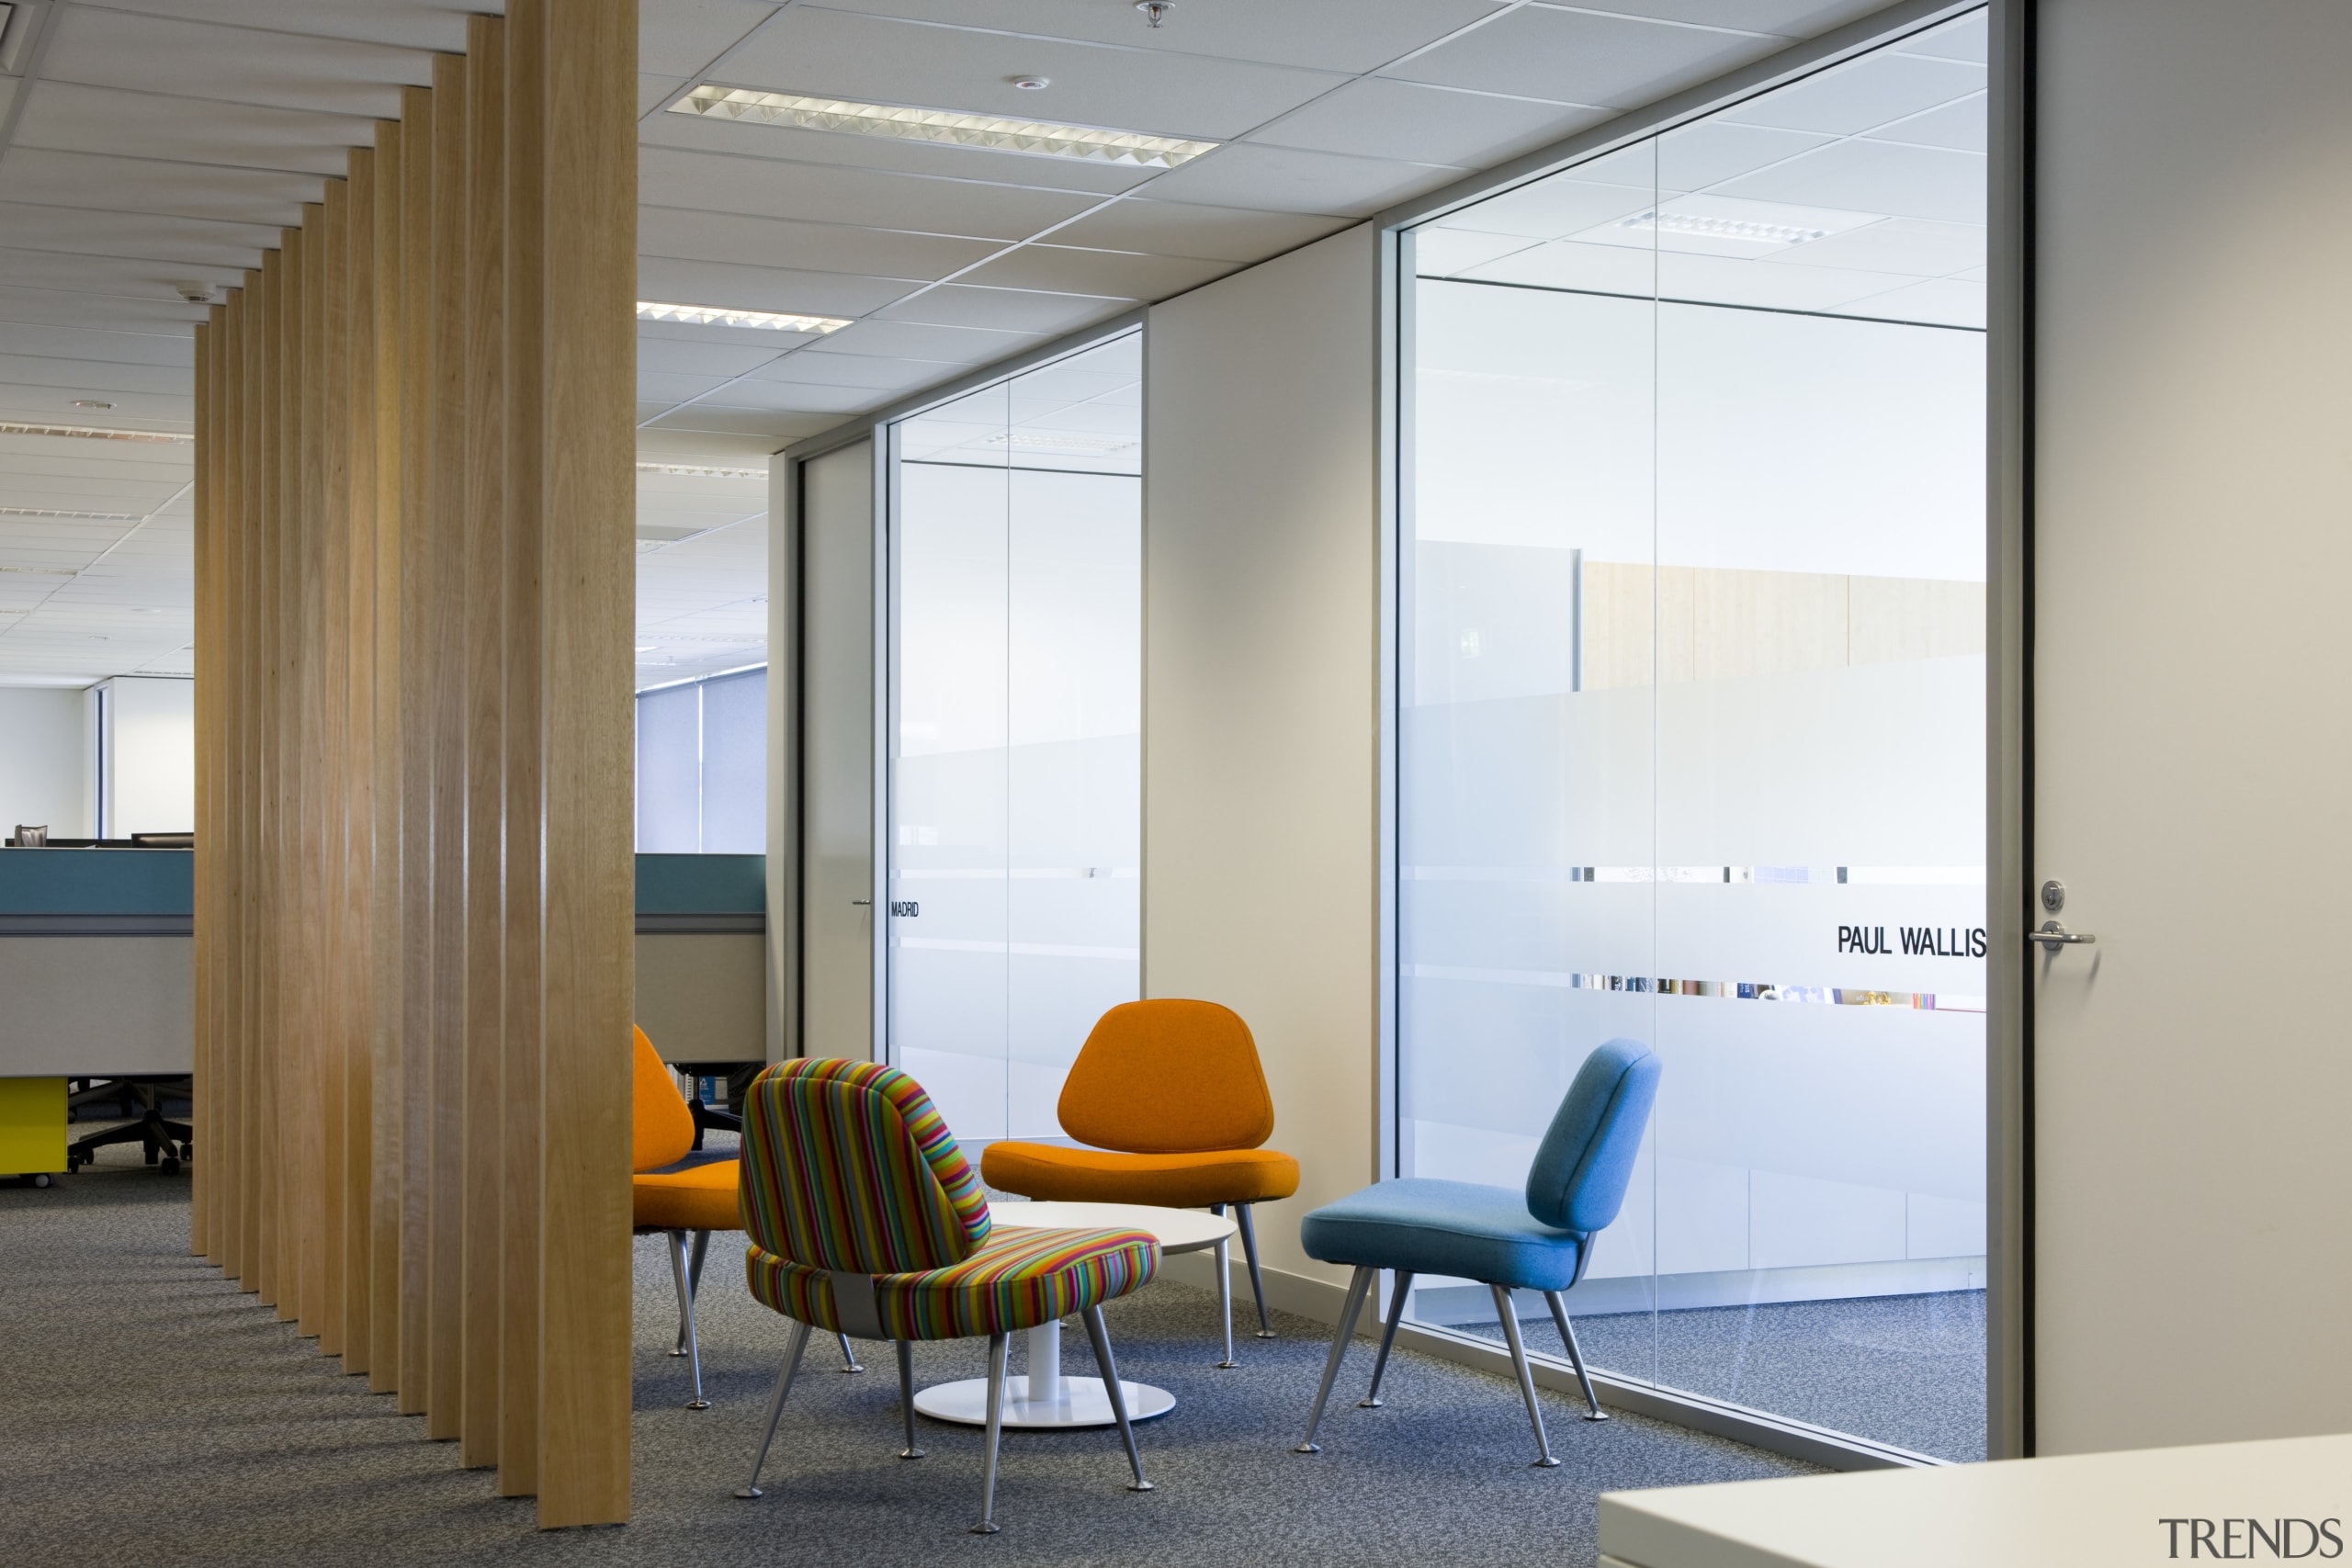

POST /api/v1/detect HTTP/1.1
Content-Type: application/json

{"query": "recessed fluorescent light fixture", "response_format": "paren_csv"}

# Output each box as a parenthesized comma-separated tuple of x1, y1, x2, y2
(638, 300, 852, 334)
(0, 421, 191, 444)
(0, 508, 142, 522)
(635, 462, 766, 479)
(1620, 210, 1829, 246)
(669, 85, 1216, 169)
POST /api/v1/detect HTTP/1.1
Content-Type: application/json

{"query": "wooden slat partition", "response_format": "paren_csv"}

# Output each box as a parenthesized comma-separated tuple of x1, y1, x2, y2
(189, 6, 637, 1524)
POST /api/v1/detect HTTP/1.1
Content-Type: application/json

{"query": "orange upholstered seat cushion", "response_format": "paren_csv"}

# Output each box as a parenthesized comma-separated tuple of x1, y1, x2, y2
(1057, 998, 1274, 1153)
(632, 1025, 697, 1174)
(633, 1153, 741, 1233)
(980, 1141, 1300, 1209)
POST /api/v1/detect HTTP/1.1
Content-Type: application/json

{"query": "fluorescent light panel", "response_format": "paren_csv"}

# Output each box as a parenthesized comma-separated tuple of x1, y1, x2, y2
(1620, 209, 1829, 246)
(0, 421, 191, 444)
(670, 85, 1216, 169)
(978, 430, 1136, 456)
(635, 461, 765, 479)
(638, 300, 852, 333)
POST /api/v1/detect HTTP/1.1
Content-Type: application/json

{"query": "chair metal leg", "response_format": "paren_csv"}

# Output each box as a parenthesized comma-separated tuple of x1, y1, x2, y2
(668, 1231, 709, 1409)
(1294, 1264, 1374, 1453)
(733, 1320, 812, 1498)
(672, 1229, 712, 1357)
(1544, 1290, 1609, 1421)
(894, 1339, 924, 1459)
(1360, 1270, 1414, 1408)
(1490, 1283, 1559, 1468)
(1214, 1228, 1238, 1369)
(1080, 1304, 1154, 1491)
(837, 1332, 865, 1373)
(972, 1332, 1010, 1535)
(1235, 1202, 1276, 1337)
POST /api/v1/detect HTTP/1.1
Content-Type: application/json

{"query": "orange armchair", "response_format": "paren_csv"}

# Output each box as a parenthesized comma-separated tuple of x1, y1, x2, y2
(632, 1027, 860, 1405)
(979, 999, 1299, 1353)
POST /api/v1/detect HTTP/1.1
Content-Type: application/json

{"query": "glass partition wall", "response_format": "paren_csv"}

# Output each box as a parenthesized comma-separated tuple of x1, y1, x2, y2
(1400, 11, 1988, 1460)
(886, 334, 1143, 1144)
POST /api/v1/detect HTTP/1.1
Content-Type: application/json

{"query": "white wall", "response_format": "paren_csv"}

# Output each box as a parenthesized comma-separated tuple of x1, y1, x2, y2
(1144, 223, 1382, 1287)
(98, 676, 195, 837)
(2030, 0, 2352, 1452)
(0, 686, 91, 838)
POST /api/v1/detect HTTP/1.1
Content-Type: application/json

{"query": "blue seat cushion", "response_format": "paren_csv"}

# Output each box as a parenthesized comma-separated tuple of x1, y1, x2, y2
(1299, 1178, 1589, 1292)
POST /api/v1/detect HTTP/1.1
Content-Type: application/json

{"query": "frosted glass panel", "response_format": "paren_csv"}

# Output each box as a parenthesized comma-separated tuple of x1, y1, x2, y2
(702, 669, 767, 853)
(890, 333, 1142, 1145)
(1403, 10, 1986, 1461)
(635, 683, 699, 852)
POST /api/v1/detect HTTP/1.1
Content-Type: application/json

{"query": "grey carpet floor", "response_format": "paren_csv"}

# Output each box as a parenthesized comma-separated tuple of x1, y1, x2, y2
(1455, 1292, 1987, 1461)
(1, 1145, 1816, 1568)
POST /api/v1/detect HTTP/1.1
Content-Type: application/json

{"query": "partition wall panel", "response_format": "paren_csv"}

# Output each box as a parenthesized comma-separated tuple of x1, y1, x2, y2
(190, 2, 637, 1525)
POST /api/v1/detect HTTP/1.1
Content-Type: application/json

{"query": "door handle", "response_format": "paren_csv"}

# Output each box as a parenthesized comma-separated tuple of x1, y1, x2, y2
(851, 899, 872, 907)
(2030, 919, 2094, 953)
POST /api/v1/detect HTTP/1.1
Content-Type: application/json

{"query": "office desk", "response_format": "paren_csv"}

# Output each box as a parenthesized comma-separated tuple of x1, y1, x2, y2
(1599, 1433, 2352, 1568)
(0, 849, 193, 1077)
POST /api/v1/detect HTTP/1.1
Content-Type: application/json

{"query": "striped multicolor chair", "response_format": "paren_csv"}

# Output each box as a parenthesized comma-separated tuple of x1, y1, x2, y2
(734, 1056, 1162, 1534)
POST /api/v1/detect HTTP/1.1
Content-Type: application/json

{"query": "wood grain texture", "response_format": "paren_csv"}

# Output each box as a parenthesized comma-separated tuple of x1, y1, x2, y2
(302, 191, 337, 1352)
(459, 14, 506, 1468)
(317, 179, 354, 1361)
(424, 50, 469, 1439)
(534, 0, 637, 1528)
(367, 118, 407, 1395)
(497, 0, 548, 1495)
(191, 315, 215, 1262)
(237, 270, 265, 1293)
(395, 81, 435, 1416)
(341, 148, 378, 1379)
(258, 240, 286, 1315)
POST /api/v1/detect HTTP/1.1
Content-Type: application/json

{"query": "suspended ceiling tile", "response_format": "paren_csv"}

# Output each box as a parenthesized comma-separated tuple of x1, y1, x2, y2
(636, 336, 786, 378)
(1567, 0, 1889, 30)
(1413, 227, 1543, 276)
(639, 145, 1101, 239)
(0, 149, 322, 230)
(0, 384, 194, 423)
(713, 7, 1346, 141)
(634, 254, 920, 318)
(640, 0, 781, 77)
(1385, 7, 1781, 110)
(0, 202, 283, 271)
(953, 245, 1231, 300)
(691, 380, 887, 415)
(68, 0, 485, 51)
(640, 73, 690, 114)
(640, 108, 1159, 197)
(637, 371, 735, 405)
(1043, 198, 1351, 262)
(0, 249, 243, 309)
(808, 317, 1044, 364)
(871, 284, 1129, 334)
(1832, 275, 1984, 329)
(14, 81, 374, 176)
(1712, 138, 1984, 225)
(1652, 120, 1838, 192)
(638, 318, 833, 353)
(636, 426, 784, 463)
(1758, 215, 1983, 277)
(638, 205, 1002, 278)
(1898, 11, 1988, 64)
(1140, 142, 1464, 217)
(1252, 79, 1610, 168)
(1869, 94, 1988, 154)
(1459, 236, 1657, 294)
(1655, 248, 1939, 311)
(644, 404, 848, 440)
(42, 6, 432, 118)
(743, 348, 967, 389)
(0, 353, 194, 398)
(803, 0, 1507, 75)
(1720, 51, 1984, 136)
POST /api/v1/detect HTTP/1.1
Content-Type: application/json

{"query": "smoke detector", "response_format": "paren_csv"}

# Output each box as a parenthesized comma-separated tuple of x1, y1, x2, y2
(173, 281, 214, 305)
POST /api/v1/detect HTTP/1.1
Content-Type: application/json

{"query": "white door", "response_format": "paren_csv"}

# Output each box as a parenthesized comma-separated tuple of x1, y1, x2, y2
(799, 441, 877, 1059)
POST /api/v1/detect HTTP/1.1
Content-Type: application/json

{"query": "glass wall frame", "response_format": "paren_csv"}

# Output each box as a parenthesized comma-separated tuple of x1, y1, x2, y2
(1387, 6, 1993, 1466)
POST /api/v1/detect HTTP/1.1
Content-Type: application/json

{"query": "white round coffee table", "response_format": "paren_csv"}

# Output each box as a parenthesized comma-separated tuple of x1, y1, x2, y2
(910, 1201, 1238, 1430)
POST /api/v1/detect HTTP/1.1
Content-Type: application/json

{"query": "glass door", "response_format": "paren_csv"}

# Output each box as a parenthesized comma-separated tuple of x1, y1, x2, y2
(888, 334, 1143, 1144)
(1401, 10, 1988, 1460)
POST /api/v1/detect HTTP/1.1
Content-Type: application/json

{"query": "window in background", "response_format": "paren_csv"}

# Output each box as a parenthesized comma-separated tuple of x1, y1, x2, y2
(888, 333, 1142, 1144)
(1401, 10, 1987, 1460)
(635, 665, 766, 852)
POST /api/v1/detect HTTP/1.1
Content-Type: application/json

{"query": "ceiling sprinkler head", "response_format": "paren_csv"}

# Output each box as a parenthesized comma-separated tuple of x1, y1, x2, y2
(1135, 0, 1172, 28)
(73, 400, 115, 411)
(1011, 75, 1049, 90)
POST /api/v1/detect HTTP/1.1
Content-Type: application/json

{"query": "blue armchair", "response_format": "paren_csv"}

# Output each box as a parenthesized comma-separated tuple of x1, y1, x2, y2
(1292, 1038, 1661, 1466)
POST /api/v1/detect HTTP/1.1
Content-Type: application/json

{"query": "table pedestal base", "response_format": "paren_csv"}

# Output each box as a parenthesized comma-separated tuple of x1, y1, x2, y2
(910, 1317, 1175, 1429)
